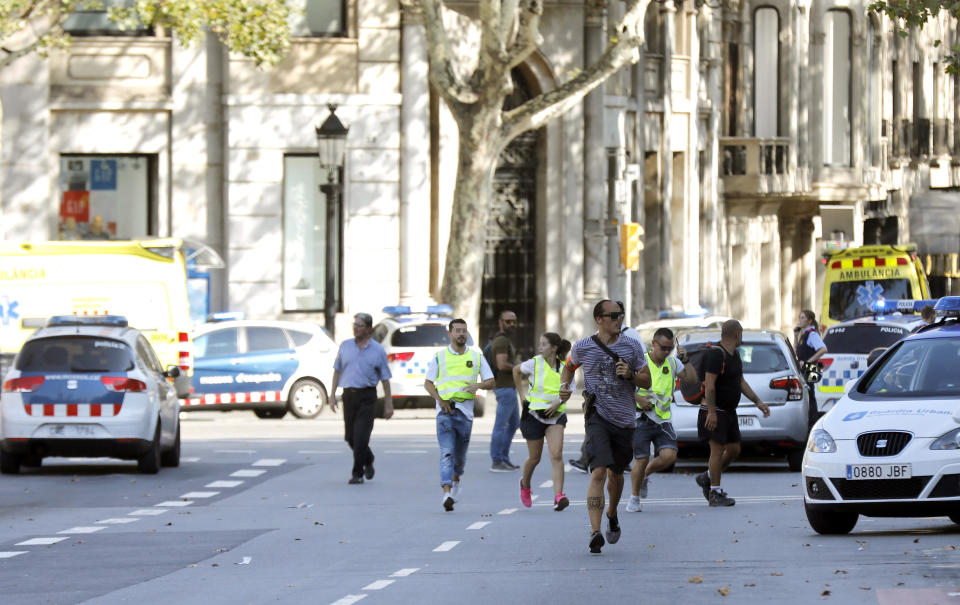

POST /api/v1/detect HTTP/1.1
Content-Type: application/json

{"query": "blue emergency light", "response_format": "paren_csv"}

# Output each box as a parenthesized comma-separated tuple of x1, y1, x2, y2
(870, 299, 938, 314)
(47, 315, 129, 328)
(934, 296, 960, 317)
(383, 304, 454, 317)
(382, 305, 412, 316)
(209, 311, 244, 322)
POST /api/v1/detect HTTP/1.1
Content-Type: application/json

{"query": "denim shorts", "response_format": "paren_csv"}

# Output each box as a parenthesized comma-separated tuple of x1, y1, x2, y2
(632, 416, 677, 458)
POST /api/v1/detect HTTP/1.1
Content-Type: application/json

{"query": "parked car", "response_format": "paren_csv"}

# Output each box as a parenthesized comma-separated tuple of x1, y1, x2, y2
(636, 309, 732, 345)
(0, 315, 181, 474)
(673, 329, 810, 470)
(372, 305, 486, 417)
(802, 296, 960, 535)
(183, 319, 335, 419)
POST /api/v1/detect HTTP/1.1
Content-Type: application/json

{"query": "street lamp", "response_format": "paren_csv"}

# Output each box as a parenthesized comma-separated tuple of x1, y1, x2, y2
(316, 104, 349, 337)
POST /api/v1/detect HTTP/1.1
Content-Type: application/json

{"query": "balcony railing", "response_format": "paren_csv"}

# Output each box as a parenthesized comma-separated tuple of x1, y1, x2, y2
(719, 137, 809, 195)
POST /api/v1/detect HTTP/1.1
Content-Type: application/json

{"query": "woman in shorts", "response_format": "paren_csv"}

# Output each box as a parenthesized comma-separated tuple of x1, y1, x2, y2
(512, 332, 572, 511)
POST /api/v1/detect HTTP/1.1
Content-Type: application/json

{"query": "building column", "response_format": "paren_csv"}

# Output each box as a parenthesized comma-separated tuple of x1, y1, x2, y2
(583, 1, 607, 305)
(659, 1, 676, 310)
(779, 220, 798, 333)
(399, 5, 432, 305)
(798, 217, 816, 310)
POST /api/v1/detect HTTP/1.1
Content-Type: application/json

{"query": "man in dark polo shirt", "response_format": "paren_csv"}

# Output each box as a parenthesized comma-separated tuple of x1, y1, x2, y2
(559, 299, 651, 554)
(695, 319, 770, 506)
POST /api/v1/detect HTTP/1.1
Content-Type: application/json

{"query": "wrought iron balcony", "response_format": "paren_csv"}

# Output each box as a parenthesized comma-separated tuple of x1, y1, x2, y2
(719, 137, 809, 196)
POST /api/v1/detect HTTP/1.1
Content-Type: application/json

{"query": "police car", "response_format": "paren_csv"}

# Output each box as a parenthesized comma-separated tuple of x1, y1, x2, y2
(815, 301, 929, 414)
(802, 296, 960, 534)
(0, 315, 181, 474)
(183, 319, 336, 419)
(372, 305, 486, 417)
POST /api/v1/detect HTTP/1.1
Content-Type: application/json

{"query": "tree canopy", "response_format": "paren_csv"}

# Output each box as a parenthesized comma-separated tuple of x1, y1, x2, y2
(869, 0, 960, 73)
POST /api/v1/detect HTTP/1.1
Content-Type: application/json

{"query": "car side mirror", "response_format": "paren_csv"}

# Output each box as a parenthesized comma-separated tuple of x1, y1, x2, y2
(165, 365, 181, 379)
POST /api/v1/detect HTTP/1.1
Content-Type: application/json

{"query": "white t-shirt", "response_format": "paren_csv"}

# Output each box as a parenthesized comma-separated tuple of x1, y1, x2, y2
(637, 355, 685, 424)
(425, 345, 494, 421)
(517, 357, 563, 425)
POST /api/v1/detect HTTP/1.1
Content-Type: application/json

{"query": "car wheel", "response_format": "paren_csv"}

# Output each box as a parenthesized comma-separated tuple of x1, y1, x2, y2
(254, 408, 288, 419)
(138, 424, 162, 474)
(21, 455, 42, 468)
(948, 513, 960, 525)
(287, 379, 327, 419)
(161, 423, 181, 467)
(786, 449, 804, 472)
(804, 501, 858, 535)
(0, 451, 21, 475)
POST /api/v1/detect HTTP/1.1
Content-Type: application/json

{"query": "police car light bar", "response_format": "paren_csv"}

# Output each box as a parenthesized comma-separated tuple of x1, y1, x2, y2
(382, 305, 412, 316)
(47, 315, 129, 328)
(427, 304, 453, 315)
(870, 299, 938, 314)
(209, 311, 244, 322)
(382, 304, 454, 317)
(934, 296, 960, 317)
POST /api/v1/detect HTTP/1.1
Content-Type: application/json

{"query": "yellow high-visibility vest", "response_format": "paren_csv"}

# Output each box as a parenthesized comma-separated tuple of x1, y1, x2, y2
(525, 355, 565, 414)
(636, 352, 675, 420)
(435, 348, 481, 401)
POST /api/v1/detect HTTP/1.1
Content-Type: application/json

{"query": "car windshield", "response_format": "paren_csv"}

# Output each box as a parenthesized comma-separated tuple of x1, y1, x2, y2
(738, 343, 790, 374)
(824, 324, 911, 354)
(391, 323, 474, 347)
(861, 338, 960, 397)
(17, 336, 135, 373)
(829, 279, 911, 322)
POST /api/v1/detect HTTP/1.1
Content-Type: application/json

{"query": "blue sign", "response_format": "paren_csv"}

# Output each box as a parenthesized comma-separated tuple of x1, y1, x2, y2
(90, 159, 117, 191)
(0, 296, 19, 326)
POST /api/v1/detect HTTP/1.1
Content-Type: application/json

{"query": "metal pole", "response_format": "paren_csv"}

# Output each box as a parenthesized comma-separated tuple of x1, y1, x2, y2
(321, 172, 340, 337)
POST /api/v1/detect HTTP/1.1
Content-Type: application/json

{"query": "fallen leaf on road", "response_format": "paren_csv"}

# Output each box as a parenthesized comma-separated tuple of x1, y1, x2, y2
(731, 539, 739, 543)
(744, 583, 755, 587)
(913, 538, 920, 543)
(802, 543, 810, 547)
(718, 587, 730, 596)
(833, 570, 847, 574)
(859, 587, 871, 590)
(649, 544, 656, 548)
(715, 559, 726, 563)
(688, 574, 703, 584)
(211, 563, 219, 567)
(770, 572, 783, 576)
(820, 589, 830, 597)
(791, 483, 799, 487)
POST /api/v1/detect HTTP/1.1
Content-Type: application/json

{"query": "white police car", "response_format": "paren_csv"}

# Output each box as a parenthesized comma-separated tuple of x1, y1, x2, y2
(815, 301, 929, 414)
(372, 305, 486, 417)
(183, 319, 336, 419)
(803, 296, 960, 534)
(0, 315, 181, 474)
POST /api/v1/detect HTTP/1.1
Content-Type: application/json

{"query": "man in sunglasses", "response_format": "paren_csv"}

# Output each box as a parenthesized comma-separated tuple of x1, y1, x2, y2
(488, 310, 522, 472)
(625, 327, 698, 512)
(559, 299, 651, 554)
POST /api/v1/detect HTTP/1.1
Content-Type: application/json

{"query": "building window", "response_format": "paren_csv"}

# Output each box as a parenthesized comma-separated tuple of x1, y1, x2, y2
(289, 0, 346, 37)
(823, 9, 852, 166)
(58, 155, 155, 240)
(283, 155, 341, 312)
(754, 7, 779, 138)
(63, 0, 152, 36)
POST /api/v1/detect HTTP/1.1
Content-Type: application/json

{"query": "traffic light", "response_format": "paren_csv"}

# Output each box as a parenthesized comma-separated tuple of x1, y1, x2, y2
(619, 222, 644, 271)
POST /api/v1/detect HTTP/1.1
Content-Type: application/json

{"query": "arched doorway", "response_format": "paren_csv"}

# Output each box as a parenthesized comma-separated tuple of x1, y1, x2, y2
(479, 69, 540, 359)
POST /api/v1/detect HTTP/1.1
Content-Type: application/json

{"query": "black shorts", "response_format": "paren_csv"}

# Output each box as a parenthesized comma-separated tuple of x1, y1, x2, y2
(585, 414, 634, 474)
(697, 408, 741, 445)
(519, 408, 567, 440)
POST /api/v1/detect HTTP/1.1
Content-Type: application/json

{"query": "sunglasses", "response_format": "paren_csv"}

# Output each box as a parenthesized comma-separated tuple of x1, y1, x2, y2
(656, 342, 674, 352)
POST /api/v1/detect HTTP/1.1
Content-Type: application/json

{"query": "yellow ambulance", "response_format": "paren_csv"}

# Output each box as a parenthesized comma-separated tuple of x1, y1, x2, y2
(0, 239, 197, 396)
(821, 244, 931, 329)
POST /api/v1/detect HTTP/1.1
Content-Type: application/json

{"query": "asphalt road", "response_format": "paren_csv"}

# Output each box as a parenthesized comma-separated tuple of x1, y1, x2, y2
(1, 409, 958, 604)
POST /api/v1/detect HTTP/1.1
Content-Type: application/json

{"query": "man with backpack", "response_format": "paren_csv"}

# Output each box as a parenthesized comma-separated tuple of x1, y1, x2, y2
(695, 319, 770, 506)
(486, 310, 521, 472)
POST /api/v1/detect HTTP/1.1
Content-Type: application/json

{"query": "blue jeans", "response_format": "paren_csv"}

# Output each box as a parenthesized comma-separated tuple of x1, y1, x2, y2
(437, 409, 472, 487)
(490, 387, 519, 463)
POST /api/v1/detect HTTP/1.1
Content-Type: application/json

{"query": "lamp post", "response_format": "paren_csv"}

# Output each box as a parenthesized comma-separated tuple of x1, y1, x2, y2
(316, 104, 349, 337)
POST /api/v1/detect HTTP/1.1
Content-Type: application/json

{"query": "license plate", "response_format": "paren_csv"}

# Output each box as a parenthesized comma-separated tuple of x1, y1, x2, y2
(846, 463, 912, 480)
(45, 424, 98, 437)
(738, 416, 755, 427)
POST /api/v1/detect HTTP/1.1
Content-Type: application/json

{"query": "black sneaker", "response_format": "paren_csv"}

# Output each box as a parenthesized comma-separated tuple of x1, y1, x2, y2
(505, 460, 521, 470)
(708, 489, 736, 507)
(569, 459, 588, 474)
(348, 476, 364, 485)
(364, 463, 375, 480)
(589, 530, 604, 554)
(694, 472, 710, 501)
(605, 514, 621, 544)
(490, 460, 514, 472)
(442, 494, 455, 511)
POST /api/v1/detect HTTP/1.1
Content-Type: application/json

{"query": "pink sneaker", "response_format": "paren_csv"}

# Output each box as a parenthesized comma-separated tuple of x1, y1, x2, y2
(554, 492, 569, 511)
(520, 479, 533, 508)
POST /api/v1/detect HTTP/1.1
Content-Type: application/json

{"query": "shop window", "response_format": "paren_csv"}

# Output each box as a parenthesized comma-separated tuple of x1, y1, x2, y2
(63, 0, 152, 36)
(289, 0, 346, 37)
(58, 155, 156, 240)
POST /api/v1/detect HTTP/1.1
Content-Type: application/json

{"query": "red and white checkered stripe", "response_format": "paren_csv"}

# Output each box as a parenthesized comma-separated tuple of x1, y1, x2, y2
(24, 403, 122, 417)
(180, 391, 284, 406)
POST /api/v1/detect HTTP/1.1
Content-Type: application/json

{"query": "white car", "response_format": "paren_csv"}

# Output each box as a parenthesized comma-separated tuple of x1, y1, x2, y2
(372, 305, 486, 417)
(184, 319, 336, 419)
(802, 296, 960, 534)
(0, 315, 181, 474)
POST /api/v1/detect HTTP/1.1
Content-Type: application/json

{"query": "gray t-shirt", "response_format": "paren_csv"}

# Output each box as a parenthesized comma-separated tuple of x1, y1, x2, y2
(569, 334, 646, 429)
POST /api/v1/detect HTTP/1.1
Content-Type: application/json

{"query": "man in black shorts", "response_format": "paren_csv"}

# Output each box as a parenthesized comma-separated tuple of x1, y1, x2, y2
(559, 300, 651, 554)
(695, 319, 770, 506)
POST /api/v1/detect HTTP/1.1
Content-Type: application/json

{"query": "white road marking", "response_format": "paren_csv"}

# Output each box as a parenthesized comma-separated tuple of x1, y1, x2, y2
(252, 458, 286, 467)
(433, 541, 460, 552)
(362, 580, 395, 590)
(155, 501, 193, 507)
(390, 568, 419, 577)
(231, 469, 266, 477)
(383, 450, 428, 454)
(238, 557, 252, 565)
(180, 457, 201, 462)
(129, 509, 168, 516)
(498, 508, 517, 515)
(96, 518, 139, 525)
(16, 537, 67, 546)
(466, 522, 490, 530)
(206, 480, 244, 488)
(530, 495, 539, 502)
(330, 595, 367, 605)
(180, 491, 220, 499)
(298, 450, 339, 454)
(215, 449, 256, 454)
(58, 526, 105, 534)
(539, 480, 553, 488)
(0, 552, 27, 558)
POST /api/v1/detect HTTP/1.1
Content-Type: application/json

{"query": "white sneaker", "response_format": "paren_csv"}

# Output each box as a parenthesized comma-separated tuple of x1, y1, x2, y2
(451, 480, 461, 501)
(625, 495, 642, 512)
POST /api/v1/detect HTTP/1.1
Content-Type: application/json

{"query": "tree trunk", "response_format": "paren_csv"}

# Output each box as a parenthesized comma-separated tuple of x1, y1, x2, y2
(439, 122, 501, 328)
